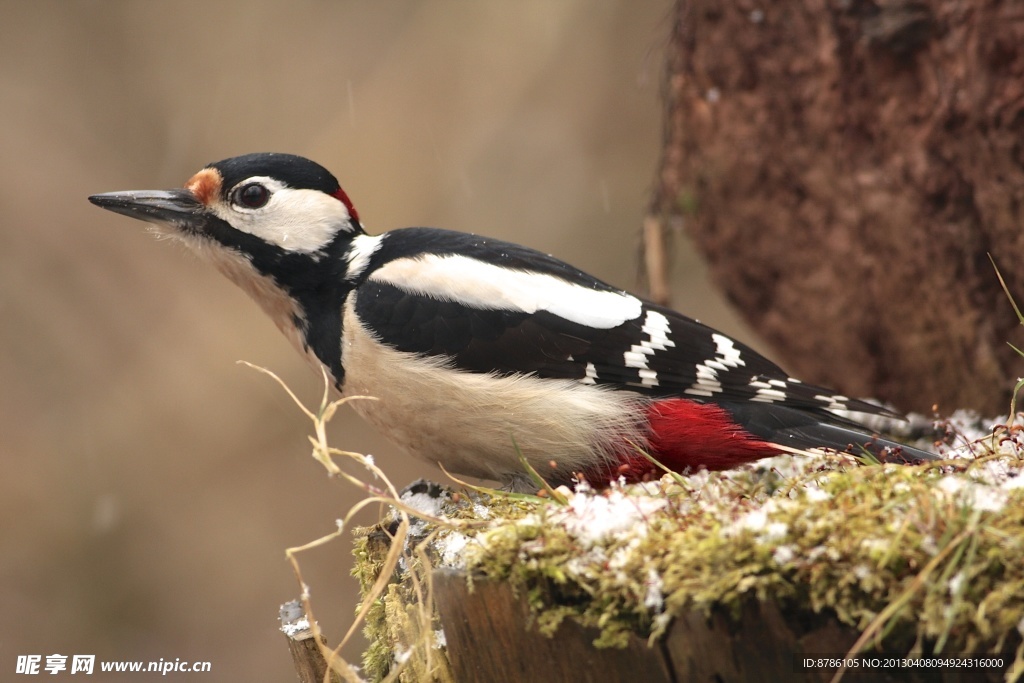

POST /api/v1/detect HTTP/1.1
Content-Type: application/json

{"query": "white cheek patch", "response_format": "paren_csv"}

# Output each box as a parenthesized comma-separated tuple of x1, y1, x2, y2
(369, 254, 643, 329)
(209, 181, 354, 254)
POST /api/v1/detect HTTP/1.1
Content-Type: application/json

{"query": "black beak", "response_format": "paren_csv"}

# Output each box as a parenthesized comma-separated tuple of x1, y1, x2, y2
(88, 189, 208, 230)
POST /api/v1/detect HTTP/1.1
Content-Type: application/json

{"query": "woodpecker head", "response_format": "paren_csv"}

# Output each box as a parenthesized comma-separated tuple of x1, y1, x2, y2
(90, 153, 372, 385)
(89, 152, 363, 267)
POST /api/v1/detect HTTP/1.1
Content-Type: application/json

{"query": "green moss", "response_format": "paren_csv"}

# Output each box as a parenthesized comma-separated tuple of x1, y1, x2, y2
(354, 450, 1024, 681)
(351, 531, 393, 681)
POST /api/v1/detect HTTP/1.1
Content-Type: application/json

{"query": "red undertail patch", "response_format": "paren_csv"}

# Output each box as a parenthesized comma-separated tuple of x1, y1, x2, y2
(644, 399, 780, 471)
(586, 399, 780, 486)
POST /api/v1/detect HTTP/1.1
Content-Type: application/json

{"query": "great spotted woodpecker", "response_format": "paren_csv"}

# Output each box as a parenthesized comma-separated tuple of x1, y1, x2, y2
(90, 153, 936, 489)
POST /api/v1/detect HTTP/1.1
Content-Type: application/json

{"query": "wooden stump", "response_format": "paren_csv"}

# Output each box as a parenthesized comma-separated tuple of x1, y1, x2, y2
(280, 600, 341, 683)
(432, 569, 672, 683)
(432, 572, 1011, 683)
(348, 455, 1023, 683)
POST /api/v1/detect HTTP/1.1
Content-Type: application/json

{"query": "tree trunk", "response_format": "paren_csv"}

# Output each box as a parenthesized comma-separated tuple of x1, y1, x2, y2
(647, 0, 1024, 416)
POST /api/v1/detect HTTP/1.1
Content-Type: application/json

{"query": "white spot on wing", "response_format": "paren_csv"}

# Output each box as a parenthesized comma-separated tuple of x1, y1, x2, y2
(622, 309, 677, 387)
(711, 334, 745, 367)
(815, 394, 850, 411)
(685, 363, 723, 396)
(624, 350, 649, 367)
(638, 368, 658, 383)
(752, 388, 787, 403)
(642, 310, 675, 351)
(581, 362, 598, 385)
(370, 254, 642, 329)
(749, 376, 793, 403)
(685, 332, 743, 396)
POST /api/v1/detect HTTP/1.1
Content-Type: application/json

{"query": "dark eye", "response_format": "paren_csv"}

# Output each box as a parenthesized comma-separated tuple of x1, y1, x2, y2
(234, 183, 270, 209)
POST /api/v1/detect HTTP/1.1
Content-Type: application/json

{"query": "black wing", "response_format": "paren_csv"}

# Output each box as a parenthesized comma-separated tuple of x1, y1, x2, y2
(354, 228, 895, 418)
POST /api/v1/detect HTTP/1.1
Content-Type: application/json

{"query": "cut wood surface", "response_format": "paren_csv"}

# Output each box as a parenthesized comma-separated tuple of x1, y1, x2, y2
(432, 569, 672, 683)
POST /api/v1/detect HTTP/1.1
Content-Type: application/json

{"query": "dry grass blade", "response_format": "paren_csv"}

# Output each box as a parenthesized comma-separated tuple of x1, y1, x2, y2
(512, 437, 568, 504)
(238, 361, 448, 681)
(988, 255, 1024, 426)
(828, 524, 977, 683)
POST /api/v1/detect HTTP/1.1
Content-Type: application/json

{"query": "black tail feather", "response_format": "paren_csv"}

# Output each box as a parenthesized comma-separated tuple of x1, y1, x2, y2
(771, 421, 940, 463)
(719, 401, 940, 464)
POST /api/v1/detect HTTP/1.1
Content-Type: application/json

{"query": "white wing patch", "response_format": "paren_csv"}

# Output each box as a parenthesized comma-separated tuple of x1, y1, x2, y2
(623, 309, 676, 387)
(369, 254, 643, 329)
(345, 233, 385, 281)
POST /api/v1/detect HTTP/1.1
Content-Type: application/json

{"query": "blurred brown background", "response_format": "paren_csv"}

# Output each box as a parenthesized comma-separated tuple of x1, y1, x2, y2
(0, 2, 762, 680)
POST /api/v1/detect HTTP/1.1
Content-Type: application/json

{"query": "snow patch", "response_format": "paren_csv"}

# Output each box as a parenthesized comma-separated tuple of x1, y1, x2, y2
(643, 567, 664, 612)
(553, 490, 666, 545)
(772, 545, 795, 565)
(937, 475, 1008, 513)
(437, 532, 470, 567)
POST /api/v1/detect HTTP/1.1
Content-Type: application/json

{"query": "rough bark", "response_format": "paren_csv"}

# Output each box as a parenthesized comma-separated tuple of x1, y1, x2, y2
(648, 0, 1024, 415)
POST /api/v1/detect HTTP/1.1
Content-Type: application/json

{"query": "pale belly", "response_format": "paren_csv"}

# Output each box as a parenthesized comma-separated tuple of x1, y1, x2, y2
(338, 300, 648, 485)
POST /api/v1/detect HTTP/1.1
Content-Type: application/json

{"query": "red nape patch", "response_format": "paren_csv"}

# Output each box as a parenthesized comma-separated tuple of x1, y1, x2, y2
(331, 187, 360, 224)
